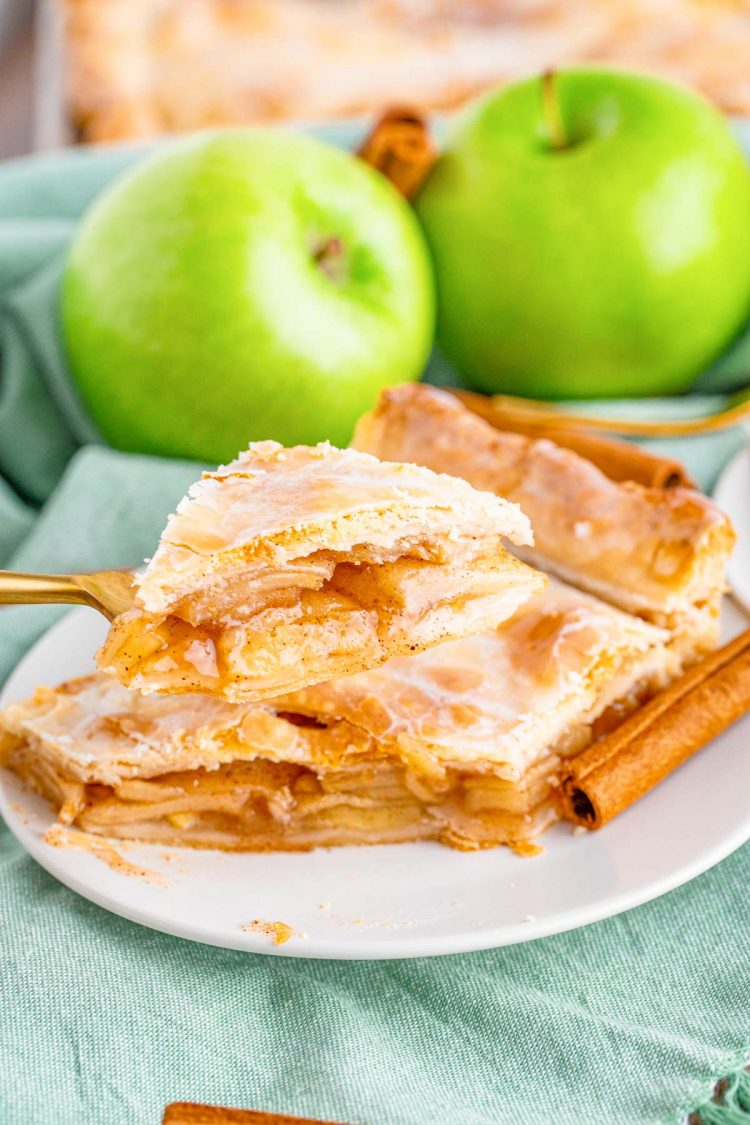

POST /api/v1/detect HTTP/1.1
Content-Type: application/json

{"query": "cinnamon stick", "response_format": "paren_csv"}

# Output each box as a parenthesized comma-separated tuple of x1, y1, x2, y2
(459, 389, 750, 438)
(357, 107, 437, 198)
(455, 390, 695, 489)
(534, 426, 693, 489)
(163, 1104, 348, 1125)
(559, 628, 750, 829)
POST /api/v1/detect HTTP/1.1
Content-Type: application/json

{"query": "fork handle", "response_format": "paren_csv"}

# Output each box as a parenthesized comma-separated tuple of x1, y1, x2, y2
(0, 571, 90, 608)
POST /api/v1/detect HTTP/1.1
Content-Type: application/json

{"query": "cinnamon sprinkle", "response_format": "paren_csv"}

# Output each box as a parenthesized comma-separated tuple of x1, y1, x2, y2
(44, 824, 167, 885)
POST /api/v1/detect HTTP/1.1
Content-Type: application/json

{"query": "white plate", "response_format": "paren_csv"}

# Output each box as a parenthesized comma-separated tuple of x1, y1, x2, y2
(714, 446, 750, 615)
(2, 605, 749, 959)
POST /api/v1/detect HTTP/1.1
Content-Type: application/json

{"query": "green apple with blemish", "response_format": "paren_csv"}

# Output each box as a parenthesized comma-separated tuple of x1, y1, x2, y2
(416, 68, 750, 398)
(62, 131, 435, 461)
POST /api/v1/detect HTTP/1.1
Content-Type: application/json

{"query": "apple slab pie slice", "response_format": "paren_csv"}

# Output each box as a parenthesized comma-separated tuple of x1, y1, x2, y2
(98, 440, 545, 701)
(353, 384, 735, 662)
(1, 582, 670, 853)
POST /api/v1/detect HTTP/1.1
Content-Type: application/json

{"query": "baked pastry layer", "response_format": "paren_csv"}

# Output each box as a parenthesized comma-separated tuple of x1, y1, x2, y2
(2, 581, 673, 851)
(98, 440, 543, 701)
(62, 0, 750, 144)
(352, 384, 734, 654)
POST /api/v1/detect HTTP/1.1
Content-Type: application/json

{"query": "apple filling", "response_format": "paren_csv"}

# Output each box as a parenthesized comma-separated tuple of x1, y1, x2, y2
(98, 540, 543, 701)
(1, 734, 576, 852)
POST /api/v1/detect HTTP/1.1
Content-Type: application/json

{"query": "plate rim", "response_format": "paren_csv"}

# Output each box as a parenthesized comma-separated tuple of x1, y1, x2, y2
(1, 605, 749, 960)
(714, 445, 750, 616)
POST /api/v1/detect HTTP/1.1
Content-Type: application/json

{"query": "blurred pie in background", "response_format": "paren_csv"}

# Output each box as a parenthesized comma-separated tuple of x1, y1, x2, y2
(61, 0, 750, 143)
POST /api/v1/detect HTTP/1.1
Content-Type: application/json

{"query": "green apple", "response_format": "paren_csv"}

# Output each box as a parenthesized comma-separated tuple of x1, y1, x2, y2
(61, 131, 434, 460)
(416, 68, 750, 398)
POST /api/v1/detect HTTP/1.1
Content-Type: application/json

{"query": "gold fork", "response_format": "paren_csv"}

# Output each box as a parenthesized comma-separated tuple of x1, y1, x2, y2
(0, 570, 135, 621)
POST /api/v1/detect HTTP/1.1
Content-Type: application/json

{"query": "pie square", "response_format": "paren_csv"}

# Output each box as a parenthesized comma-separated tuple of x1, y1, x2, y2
(63, 0, 750, 144)
(1, 581, 671, 852)
(352, 384, 735, 661)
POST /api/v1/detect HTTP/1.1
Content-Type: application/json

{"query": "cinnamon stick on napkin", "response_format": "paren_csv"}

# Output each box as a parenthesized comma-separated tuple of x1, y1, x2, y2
(163, 1103, 349, 1125)
(357, 107, 437, 198)
(559, 628, 750, 829)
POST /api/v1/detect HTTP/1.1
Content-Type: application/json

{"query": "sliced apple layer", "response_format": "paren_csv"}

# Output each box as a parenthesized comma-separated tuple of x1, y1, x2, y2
(98, 440, 544, 701)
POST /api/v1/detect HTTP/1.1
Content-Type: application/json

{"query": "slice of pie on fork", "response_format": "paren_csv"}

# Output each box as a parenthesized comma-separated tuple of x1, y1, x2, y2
(98, 440, 545, 702)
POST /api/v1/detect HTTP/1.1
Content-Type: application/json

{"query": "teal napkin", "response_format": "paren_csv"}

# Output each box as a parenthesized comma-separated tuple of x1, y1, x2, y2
(1, 135, 749, 1125)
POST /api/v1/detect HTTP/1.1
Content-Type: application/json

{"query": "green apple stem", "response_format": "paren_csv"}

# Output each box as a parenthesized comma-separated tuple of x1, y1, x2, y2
(313, 236, 345, 281)
(542, 70, 567, 151)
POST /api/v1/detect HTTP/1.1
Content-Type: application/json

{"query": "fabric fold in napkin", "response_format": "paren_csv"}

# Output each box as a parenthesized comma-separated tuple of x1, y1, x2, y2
(0, 133, 748, 1125)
